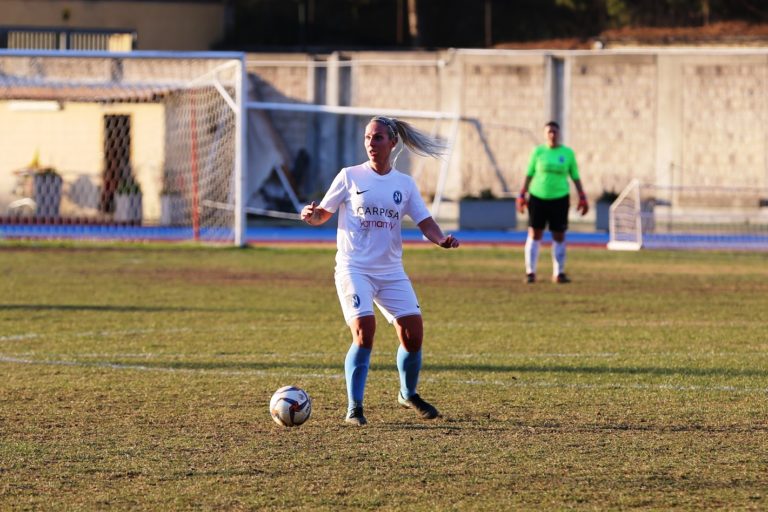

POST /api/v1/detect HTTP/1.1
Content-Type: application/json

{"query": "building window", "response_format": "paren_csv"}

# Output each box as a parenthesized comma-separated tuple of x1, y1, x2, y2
(0, 27, 137, 51)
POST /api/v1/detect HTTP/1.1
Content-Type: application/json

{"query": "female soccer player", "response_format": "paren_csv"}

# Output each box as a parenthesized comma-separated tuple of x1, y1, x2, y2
(516, 121, 588, 284)
(301, 116, 459, 426)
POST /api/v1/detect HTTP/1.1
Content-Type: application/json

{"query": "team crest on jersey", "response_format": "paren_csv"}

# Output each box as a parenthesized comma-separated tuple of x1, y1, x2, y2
(350, 294, 361, 309)
(393, 190, 402, 204)
(558, 156, 565, 163)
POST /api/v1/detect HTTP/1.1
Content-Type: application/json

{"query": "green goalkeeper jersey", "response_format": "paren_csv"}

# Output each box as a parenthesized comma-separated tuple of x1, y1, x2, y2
(526, 144, 581, 199)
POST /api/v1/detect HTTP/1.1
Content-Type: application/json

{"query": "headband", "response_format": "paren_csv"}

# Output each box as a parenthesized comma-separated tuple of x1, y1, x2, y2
(372, 116, 397, 139)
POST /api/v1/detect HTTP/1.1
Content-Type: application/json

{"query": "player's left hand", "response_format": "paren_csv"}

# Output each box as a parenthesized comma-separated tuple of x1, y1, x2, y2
(577, 196, 589, 216)
(439, 234, 460, 249)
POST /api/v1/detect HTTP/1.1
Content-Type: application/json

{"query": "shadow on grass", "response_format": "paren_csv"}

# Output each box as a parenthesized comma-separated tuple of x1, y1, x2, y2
(426, 362, 768, 379)
(101, 360, 339, 372)
(99, 360, 768, 379)
(0, 304, 244, 313)
(377, 423, 464, 432)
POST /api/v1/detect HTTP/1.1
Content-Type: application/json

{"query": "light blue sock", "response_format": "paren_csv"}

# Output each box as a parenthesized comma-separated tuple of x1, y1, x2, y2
(345, 343, 371, 413)
(397, 345, 422, 400)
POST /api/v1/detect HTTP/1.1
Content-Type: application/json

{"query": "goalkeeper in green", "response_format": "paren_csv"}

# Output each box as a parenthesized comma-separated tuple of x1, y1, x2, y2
(516, 121, 588, 284)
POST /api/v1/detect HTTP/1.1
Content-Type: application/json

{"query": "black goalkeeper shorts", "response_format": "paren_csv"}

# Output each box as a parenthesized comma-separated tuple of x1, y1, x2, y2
(528, 194, 570, 232)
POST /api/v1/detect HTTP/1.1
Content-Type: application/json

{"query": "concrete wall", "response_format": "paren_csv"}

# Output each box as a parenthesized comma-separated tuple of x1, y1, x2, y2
(246, 48, 768, 221)
(568, 54, 658, 193)
(1, 0, 226, 51)
(677, 54, 768, 189)
(454, 52, 547, 200)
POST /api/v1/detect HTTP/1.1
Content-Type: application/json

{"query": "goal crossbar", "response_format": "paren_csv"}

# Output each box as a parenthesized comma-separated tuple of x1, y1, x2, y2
(247, 101, 460, 121)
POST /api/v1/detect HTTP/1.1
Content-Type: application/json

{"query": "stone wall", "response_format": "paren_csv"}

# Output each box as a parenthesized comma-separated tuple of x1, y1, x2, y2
(456, 53, 547, 199)
(569, 54, 658, 194)
(245, 49, 768, 219)
(679, 56, 767, 188)
(247, 54, 315, 163)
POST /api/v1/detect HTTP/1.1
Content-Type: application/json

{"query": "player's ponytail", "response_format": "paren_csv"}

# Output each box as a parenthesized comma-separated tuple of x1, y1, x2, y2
(370, 116, 448, 167)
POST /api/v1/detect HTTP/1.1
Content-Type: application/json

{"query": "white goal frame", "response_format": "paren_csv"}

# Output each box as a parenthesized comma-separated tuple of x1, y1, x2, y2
(246, 100, 460, 220)
(0, 50, 247, 246)
(608, 179, 768, 251)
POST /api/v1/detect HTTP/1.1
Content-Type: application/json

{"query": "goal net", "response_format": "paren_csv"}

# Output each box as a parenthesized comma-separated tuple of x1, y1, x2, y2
(0, 50, 245, 244)
(608, 179, 768, 251)
(245, 99, 458, 224)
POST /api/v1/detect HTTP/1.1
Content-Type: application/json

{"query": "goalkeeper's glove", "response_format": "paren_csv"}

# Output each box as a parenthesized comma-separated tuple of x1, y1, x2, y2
(516, 190, 527, 214)
(577, 193, 589, 215)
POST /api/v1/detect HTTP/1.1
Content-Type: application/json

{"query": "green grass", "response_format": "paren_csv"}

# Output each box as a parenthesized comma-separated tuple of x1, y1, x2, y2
(1, 242, 767, 510)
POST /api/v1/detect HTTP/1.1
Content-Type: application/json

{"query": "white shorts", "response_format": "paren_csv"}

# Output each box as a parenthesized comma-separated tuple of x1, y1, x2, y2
(334, 271, 421, 325)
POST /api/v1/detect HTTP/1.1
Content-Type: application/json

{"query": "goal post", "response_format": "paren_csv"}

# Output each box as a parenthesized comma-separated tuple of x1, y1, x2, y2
(608, 180, 768, 251)
(0, 50, 247, 245)
(607, 179, 643, 251)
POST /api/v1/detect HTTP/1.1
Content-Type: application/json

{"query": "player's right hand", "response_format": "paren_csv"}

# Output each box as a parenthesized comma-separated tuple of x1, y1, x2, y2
(516, 195, 527, 214)
(301, 201, 317, 223)
(438, 234, 460, 249)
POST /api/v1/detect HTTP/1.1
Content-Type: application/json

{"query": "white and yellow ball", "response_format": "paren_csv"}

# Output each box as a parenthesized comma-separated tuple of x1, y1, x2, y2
(269, 386, 312, 427)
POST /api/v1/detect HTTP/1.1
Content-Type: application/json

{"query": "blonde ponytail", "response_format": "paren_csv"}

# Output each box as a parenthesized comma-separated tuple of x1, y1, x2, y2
(370, 116, 447, 166)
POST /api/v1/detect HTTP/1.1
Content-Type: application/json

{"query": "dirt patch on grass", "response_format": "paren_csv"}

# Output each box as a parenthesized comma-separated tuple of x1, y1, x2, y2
(134, 267, 328, 287)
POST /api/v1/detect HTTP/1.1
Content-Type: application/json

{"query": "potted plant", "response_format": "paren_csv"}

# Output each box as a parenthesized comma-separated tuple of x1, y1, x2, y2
(31, 167, 63, 219)
(20, 151, 63, 219)
(595, 189, 619, 232)
(160, 188, 186, 226)
(114, 178, 143, 224)
(458, 188, 517, 230)
(24, 151, 63, 220)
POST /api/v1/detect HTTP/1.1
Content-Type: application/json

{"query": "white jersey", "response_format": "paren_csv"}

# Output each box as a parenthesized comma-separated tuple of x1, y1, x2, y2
(319, 162, 431, 275)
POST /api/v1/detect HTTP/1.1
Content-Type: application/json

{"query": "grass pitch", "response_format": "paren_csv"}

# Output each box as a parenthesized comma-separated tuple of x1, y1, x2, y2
(1, 242, 766, 510)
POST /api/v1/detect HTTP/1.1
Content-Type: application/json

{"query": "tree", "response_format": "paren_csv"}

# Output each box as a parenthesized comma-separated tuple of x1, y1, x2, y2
(408, 0, 420, 45)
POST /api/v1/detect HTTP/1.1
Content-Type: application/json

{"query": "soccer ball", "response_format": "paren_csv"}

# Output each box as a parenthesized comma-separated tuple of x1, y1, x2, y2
(269, 386, 312, 427)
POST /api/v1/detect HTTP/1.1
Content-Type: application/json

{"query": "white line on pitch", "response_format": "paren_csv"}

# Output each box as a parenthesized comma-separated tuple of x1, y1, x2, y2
(0, 334, 40, 341)
(0, 354, 345, 379)
(443, 377, 768, 394)
(3, 331, 765, 360)
(2, 354, 765, 394)
(0, 328, 194, 342)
